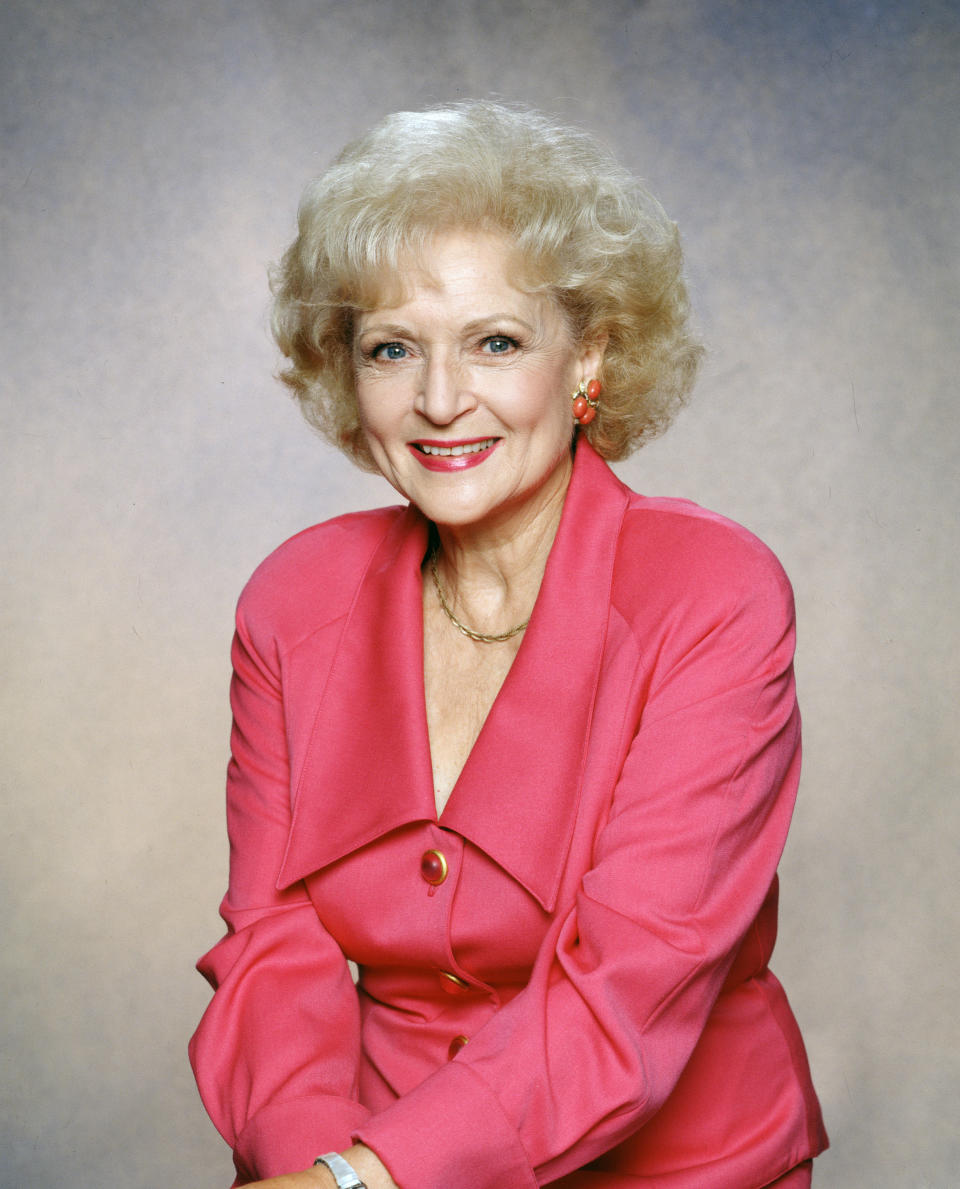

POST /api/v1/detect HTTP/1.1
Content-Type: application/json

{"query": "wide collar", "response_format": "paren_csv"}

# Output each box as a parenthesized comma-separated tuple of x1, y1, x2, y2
(277, 440, 631, 910)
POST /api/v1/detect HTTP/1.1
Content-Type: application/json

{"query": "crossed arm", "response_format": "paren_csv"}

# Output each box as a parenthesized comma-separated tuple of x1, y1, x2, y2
(243, 1144, 397, 1189)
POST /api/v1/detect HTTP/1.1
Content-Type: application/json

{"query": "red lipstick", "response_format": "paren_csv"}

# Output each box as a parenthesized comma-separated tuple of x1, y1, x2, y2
(408, 437, 500, 472)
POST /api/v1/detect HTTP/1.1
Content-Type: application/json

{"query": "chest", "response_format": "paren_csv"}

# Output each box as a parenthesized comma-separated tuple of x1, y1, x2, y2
(422, 594, 523, 815)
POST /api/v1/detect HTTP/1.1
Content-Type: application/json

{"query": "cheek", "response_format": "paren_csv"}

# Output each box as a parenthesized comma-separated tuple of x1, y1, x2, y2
(536, 372, 576, 433)
(509, 365, 572, 423)
(355, 379, 400, 435)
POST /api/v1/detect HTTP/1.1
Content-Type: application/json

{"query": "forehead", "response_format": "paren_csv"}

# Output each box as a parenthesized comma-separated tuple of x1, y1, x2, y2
(356, 228, 545, 316)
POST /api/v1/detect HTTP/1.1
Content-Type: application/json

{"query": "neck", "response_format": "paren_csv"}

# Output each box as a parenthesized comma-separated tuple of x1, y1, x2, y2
(429, 451, 572, 631)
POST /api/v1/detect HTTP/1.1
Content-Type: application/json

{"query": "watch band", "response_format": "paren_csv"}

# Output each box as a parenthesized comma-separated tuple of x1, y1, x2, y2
(313, 1152, 367, 1189)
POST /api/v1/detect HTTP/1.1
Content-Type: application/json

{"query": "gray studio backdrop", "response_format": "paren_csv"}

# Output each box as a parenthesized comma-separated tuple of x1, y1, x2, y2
(2, 2, 958, 1186)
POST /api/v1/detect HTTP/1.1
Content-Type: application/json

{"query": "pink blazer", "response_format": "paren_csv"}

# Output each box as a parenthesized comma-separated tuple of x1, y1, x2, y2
(190, 441, 827, 1188)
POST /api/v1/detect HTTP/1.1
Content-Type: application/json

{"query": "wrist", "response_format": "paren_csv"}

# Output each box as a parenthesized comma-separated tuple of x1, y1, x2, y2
(310, 1162, 338, 1188)
(314, 1152, 366, 1189)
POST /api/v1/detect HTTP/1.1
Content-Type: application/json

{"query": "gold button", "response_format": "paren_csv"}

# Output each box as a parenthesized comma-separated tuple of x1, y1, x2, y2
(448, 1034, 470, 1059)
(420, 849, 448, 885)
(439, 970, 470, 993)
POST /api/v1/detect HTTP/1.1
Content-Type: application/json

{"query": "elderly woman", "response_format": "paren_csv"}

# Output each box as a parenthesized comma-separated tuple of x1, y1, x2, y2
(190, 102, 827, 1189)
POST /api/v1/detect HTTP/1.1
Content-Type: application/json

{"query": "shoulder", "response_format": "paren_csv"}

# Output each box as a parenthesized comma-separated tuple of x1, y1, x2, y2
(611, 492, 794, 633)
(237, 505, 404, 642)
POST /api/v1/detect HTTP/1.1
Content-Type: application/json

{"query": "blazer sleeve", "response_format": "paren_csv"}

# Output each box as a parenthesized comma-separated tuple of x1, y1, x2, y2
(354, 535, 803, 1188)
(188, 597, 370, 1184)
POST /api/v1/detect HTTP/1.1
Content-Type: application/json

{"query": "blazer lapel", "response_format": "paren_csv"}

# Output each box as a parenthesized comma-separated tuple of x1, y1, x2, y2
(277, 505, 435, 888)
(277, 441, 630, 908)
(442, 442, 629, 910)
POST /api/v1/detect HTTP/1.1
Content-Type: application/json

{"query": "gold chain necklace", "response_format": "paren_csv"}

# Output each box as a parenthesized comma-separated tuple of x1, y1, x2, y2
(429, 549, 530, 644)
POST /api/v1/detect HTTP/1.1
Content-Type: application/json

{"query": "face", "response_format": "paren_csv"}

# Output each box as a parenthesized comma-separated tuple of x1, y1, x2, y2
(353, 229, 604, 539)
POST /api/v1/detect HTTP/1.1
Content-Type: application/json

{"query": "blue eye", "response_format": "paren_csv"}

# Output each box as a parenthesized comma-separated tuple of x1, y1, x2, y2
(373, 342, 407, 360)
(482, 335, 518, 354)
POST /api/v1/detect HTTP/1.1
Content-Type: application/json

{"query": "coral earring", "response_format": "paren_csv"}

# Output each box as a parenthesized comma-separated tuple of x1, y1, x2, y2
(571, 379, 601, 426)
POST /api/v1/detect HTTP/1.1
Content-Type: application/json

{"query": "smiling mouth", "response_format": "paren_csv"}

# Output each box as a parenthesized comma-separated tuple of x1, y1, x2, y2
(413, 437, 499, 457)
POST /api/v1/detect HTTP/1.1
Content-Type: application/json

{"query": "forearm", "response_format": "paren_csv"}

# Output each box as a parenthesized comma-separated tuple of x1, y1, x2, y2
(244, 1144, 398, 1189)
(342, 1145, 399, 1189)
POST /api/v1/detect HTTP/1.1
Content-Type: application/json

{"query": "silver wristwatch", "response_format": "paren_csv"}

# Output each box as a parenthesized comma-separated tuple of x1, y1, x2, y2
(314, 1152, 367, 1189)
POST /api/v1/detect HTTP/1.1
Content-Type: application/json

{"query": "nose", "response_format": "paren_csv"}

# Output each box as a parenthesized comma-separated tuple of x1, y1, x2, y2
(415, 351, 476, 425)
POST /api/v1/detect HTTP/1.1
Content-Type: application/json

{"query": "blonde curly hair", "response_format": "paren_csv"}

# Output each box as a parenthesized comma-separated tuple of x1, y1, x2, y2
(271, 101, 702, 467)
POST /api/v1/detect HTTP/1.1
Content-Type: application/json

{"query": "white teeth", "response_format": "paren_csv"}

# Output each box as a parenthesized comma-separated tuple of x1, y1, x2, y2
(420, 438, 496, 456)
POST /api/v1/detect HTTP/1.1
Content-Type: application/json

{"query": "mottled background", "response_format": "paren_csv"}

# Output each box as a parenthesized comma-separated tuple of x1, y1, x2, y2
(2, 1, 957, 1185)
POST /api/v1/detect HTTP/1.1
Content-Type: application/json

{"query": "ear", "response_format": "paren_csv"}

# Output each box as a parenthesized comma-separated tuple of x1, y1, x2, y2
(576, 331, 609, 382)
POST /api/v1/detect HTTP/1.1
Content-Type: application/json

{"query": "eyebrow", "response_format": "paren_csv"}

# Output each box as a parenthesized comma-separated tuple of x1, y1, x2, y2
(463, 314, 537, 336)
(354, 322, 412, 339)
(356, 313, 538, 338)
